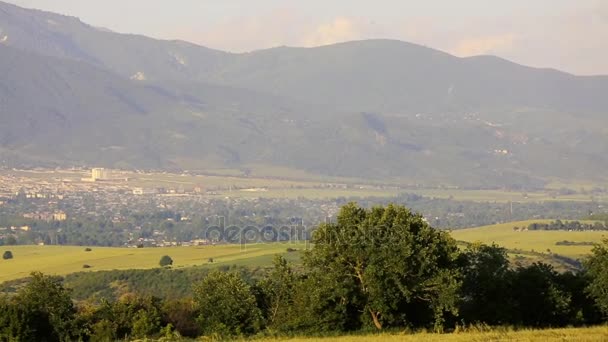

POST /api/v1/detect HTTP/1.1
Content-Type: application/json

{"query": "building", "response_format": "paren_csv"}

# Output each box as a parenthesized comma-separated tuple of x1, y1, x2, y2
(53, 212, 67, 221)
(91, 168, 109, 181)
(132, 188, 158, 195)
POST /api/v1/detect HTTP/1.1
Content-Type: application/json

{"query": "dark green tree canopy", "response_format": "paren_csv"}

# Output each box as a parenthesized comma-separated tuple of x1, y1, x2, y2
(584, 239, 608, 315)
(159, 255, 173, 267)
(193, 270, 262, 336)
(304, 203, 461, 331)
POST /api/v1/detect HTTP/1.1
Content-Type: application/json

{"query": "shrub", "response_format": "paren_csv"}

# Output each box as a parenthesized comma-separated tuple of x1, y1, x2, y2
(159, 255, 173, 267)
(3, 251, 13, 260)
(83, 264, 92, 269)
(84, 248, 92, 252)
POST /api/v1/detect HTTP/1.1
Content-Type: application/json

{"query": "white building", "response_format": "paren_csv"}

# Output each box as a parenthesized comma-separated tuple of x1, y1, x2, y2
(91, 168, 109, 181)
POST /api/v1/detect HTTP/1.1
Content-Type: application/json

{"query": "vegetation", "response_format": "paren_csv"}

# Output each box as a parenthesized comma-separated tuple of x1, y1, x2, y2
(2, 251, 12, 260)
(2, 203, 608, 341)
(159, 255, 173, 267)
(528, 220, 608, 231)
(0, 243, 305, 283)
(451, 220, 607, 260)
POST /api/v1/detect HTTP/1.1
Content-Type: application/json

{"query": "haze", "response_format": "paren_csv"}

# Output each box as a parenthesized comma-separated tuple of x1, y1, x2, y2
(5, 0, 608, 75)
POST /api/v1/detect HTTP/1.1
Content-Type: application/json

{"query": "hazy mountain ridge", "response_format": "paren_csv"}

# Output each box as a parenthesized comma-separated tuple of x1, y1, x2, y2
(1, 1, 607, 188)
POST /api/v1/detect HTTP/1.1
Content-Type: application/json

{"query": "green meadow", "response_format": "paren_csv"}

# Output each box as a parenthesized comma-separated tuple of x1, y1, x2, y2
(451, 220, 606, 259)
(0, 243, 307, 283)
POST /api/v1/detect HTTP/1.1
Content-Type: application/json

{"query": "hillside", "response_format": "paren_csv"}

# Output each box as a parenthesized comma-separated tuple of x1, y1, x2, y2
(448, 219, 608, 273)
(1, 1, 608, 187)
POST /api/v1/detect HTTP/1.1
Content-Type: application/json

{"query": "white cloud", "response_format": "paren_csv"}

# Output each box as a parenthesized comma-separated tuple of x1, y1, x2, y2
(301, 17, 361, 47)
(450, 34, 516, 56)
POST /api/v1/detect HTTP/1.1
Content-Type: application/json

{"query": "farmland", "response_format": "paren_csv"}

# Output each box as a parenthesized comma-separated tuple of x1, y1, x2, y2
(451, 220, 606, 259)
(0, 243, 307, 283)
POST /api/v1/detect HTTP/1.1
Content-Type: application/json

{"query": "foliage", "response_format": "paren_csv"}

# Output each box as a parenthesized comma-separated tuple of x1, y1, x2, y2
(193, 270, 262, 336)
(584, 240, 608, 316)
(2, 250, 13, 260)
(457, 243, 512, 325)
(159, 255, 174, 267)
(255, 255, 301, 331)
(0, 272, 78, 341)
(528, 220, 608, 231)
(304, 203, 461, 331)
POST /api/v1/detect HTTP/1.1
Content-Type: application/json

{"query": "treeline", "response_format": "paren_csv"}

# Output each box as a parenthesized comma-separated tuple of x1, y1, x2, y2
(3, 203, 608, 341)
(527, 220, 608, 231)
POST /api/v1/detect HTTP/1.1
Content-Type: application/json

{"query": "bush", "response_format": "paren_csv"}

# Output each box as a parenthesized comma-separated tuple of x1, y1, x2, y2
(193, 271, 262, 336)
(84, 248, 92, 252)
(207, 258, 214, 263)
(3, 251, 13, 260)
(83, 264, 92, 269)
(159, 255, 173, 267)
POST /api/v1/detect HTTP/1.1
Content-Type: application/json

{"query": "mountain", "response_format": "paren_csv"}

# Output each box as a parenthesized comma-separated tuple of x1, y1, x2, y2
(1, 1, 607, 188)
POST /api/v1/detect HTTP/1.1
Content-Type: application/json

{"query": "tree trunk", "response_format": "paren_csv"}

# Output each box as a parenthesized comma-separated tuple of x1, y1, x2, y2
(369, 309, 382, 330)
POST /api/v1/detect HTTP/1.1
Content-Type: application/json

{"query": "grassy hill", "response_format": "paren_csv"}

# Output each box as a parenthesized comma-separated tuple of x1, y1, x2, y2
(451, 220, 607, 272)
(451, 220, 606, 259)
(0, 243, 306, 283)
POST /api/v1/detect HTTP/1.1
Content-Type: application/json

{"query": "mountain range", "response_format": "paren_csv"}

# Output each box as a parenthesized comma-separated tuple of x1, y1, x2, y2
(1, 1, 607, 188)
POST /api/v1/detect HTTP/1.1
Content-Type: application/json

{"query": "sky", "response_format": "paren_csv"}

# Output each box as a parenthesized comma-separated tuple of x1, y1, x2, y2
(5, 0, 608, 75)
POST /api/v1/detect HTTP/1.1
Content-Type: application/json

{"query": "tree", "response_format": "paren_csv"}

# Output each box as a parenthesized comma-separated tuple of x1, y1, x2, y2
(457, 243, 513, 324)
(304, 203, 461, 331)
(162, 298, 200, 338)
(193, 270, 262, 336)
(2, 251, 13, 260)
(256, 256, 299, 330)
(510, 263, 571, 327)
(584, 239, 608, 315)
(14, 272, 78, 341)
(159, 255, 173, 267)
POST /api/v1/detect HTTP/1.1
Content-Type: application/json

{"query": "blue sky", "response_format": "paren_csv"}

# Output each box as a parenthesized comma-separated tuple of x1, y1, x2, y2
(5, 0, 608, 74)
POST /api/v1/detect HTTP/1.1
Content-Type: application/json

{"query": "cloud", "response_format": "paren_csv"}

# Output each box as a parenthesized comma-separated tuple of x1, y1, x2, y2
(450, 34, 516, 56)
(302, 17, 361, 47)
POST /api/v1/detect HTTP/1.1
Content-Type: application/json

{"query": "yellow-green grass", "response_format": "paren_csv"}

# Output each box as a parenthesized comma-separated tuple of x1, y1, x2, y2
(0, 243, 308, 283)
(451, 220, 606, 259)
(251, 326, 608, 341)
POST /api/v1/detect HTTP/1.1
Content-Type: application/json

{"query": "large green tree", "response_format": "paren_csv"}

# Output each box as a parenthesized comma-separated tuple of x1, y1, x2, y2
(585, 239, 608, 316)
(12, 272, 78, 341)
(304, 203, 461, 331)
(193, 270, 262, 336)
(457, 243, 513, 324)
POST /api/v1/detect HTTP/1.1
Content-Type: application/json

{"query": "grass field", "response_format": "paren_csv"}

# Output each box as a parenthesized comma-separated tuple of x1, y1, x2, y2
(450, 220, 606, 259)
(250, 326, 608, 341)
(0, 243, 308, 283)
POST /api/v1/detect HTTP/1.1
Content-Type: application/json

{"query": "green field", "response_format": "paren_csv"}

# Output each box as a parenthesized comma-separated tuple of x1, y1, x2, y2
(0, 243, 308, 283)
(251, 326, 608, 341)
(451, 220, 606, 259)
